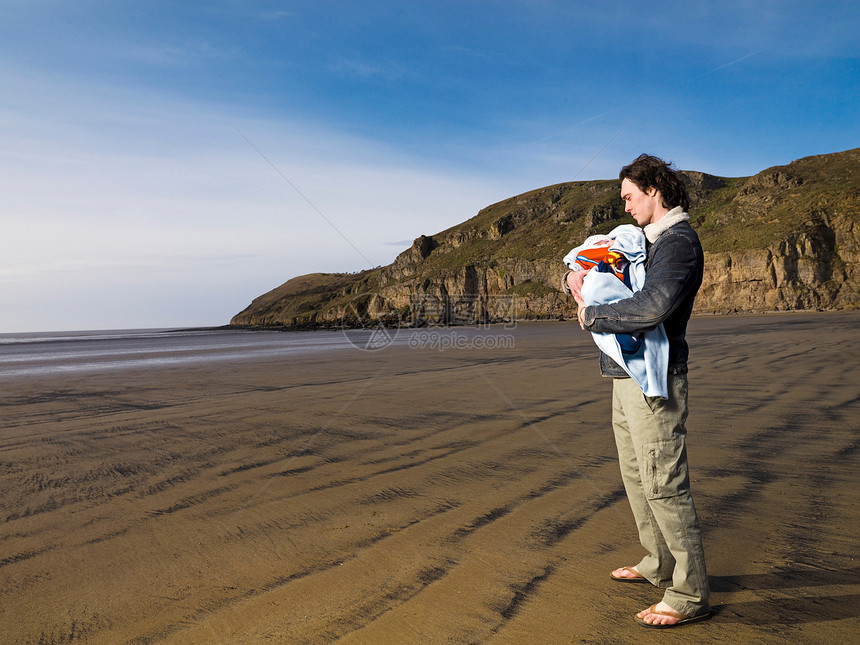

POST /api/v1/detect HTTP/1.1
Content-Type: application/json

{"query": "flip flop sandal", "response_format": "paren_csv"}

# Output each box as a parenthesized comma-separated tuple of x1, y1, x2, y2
(609, 566, 649, 583)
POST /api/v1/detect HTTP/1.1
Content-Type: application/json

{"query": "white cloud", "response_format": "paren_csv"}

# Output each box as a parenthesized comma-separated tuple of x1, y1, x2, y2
(0, 65, 508, 332)
(121, 41, 244, 67)
(328, 57, 407, 80)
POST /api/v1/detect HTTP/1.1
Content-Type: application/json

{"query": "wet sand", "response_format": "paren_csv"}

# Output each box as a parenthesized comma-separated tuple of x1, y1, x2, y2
(2, 313, 859, 644)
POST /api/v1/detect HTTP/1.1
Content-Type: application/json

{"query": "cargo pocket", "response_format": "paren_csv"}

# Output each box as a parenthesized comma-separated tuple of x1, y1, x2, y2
(643, 436, 688, 500)
(642, 375, 687, 415)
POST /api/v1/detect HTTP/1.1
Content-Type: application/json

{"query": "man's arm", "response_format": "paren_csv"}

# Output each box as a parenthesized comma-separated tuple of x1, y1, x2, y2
(581, 233, 700, 335)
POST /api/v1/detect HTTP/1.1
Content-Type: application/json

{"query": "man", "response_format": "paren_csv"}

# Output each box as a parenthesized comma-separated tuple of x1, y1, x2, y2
(566, 154, 710, 628)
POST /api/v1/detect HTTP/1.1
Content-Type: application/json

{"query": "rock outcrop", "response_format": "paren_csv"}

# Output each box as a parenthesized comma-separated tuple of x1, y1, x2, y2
(231, 148, 860, 328)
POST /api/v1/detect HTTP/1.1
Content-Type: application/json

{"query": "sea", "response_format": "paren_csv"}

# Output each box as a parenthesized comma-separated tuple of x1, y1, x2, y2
(0, 327, 408, 379)
(0, 325, 517, 379)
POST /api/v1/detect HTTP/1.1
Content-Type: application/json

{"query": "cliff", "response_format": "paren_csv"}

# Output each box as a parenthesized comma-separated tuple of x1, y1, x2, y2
(231, 148, 860, 327)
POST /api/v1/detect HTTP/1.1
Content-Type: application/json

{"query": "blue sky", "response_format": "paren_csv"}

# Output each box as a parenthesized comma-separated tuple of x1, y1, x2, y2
(1, 1, 858, 332)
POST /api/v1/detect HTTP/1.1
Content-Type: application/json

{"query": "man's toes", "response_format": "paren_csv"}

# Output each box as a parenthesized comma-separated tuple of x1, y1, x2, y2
(612, 566, 639, 579)
(637, 608, 679, 625)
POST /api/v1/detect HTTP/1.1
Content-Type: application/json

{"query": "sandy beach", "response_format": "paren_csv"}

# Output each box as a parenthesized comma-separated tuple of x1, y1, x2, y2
(1, 313, 858, 644)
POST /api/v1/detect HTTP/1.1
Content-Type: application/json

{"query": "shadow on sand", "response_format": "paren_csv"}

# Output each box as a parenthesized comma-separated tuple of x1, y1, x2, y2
(710, 566, 860, 625)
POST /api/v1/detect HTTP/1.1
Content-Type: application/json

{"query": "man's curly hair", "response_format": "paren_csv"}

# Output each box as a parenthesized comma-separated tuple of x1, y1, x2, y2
(619, 154, 690, 212)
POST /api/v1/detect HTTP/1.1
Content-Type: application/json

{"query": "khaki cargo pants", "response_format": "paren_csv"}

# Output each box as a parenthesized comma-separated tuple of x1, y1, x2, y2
(612, 374, 710, 616)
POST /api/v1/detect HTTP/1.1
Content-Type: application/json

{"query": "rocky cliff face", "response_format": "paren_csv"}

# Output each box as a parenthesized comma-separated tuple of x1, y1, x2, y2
(699, 215, 859, 312)
(231, 148, 860, 328)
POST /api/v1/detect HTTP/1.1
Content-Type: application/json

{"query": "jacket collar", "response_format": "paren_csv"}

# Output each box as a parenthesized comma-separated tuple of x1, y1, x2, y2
(644, 206, 689, 243)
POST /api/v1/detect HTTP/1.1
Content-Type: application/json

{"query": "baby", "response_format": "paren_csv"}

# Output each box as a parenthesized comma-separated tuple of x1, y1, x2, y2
(563, 234, 641, 355)
(561, 224, 670, 399)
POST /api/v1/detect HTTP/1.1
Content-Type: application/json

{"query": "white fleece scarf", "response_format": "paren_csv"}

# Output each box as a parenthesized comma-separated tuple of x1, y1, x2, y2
(644, 206, 689, 243)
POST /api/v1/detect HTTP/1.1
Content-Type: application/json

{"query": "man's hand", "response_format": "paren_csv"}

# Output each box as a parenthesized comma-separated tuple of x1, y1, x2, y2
(566, 268, 589, 305)
(566, 269, 590, 330)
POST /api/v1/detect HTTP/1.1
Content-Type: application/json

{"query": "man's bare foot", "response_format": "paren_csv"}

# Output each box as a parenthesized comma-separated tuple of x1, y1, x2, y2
(635, 602, 712, 628)
(637, 601, 683, 626)
(611, 565, 639, 579)
(609, 565, 645, 581)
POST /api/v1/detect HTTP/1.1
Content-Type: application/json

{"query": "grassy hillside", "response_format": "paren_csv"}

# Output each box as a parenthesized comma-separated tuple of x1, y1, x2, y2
(232, 147, 860, 326)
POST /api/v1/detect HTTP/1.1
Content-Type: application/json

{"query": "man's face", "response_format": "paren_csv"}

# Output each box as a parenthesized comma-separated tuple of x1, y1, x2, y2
(620, 178, 660, 227)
